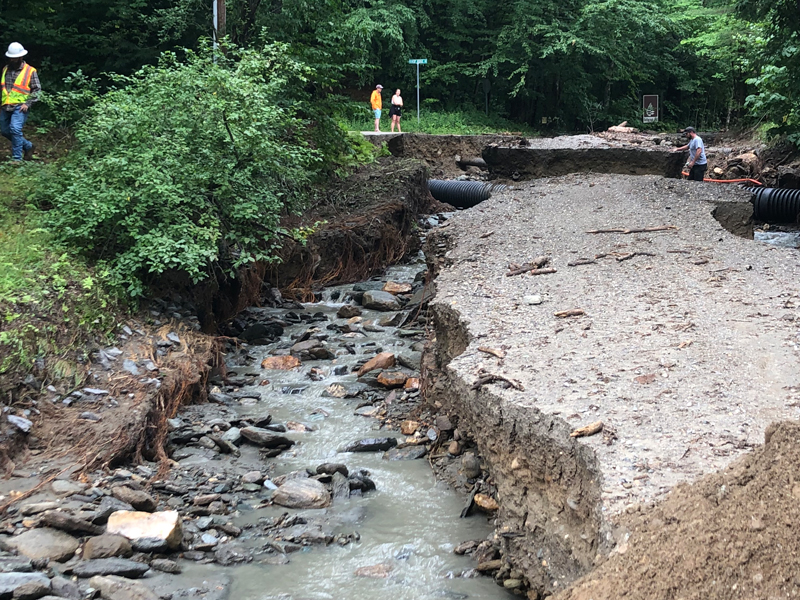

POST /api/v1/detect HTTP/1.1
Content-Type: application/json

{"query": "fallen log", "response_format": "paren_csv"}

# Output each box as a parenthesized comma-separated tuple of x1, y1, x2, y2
(586, 226, 676, 234)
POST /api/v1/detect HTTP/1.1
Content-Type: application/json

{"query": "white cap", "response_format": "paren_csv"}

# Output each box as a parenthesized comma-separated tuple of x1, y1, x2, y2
(6, 43, 28, 58)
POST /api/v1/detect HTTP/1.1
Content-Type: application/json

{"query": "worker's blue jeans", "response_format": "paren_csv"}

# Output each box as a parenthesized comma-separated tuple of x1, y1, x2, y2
(0, 106, 32, 161)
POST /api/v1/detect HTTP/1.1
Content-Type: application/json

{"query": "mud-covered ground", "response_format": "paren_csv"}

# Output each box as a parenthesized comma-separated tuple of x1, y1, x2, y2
(428, 173, 800, 594)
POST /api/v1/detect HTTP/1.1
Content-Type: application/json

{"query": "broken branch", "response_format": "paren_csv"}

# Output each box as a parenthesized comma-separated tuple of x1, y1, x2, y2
(554, 309, 585, 318)
(571, 421, 604, 438)
(471, 370, 524, 391)
(568, 258, 596, 267)
(506, 256, 549, 277)
(586, 226, 676, 235)
(478, 347, 506, 359)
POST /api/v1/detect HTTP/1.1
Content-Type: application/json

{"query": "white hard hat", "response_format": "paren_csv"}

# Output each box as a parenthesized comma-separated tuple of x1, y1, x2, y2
(5, 43, 28, 58)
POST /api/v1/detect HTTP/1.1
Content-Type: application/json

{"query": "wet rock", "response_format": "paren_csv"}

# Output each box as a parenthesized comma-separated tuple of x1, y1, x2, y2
(316, 463, 348, 477)
(8, 577, 50, 600)
(356, 352, 395, 376)
(6, 528, 79, 562)
(50, 480, 86, 498)
(376, 371, 407, 388)
(83, 534, 134, 560)
(331, 472, 351, 501)
(214, 543, 251, 566)
(383, 446, 427, 461)
(460, 453, 482, 479)
(324, 383, 366, 398)
(240, 322, 283, 342)
(337, 305, 362, 319)
(342, 437, 398, 452)
(72, 558, 149, 579)
(454, 540, 481, 555)
(362, 291, 401, 311)
(348, 472, 376, 493)
(290, 339, 331, 360)
(504, 579, 522, 589)
(260, 356, 301, 370)
(87, 575, 159, 600)
(193, 494, 220, 507)
(239, 427, 294, 449)
(0, 558, 31, 574)
(397, 353, 422, 370)
(91, 497, 134, 525)
(106, 510, 182, 551)
(220, 427, 241, 445)
(111, 487, 156, 513)
(42, 511, 103, 536)
(354, 405, 380, 418)
(0, 574, 49, 600)
(476, 559, 503, 572)
(383, 281, 412, 295)
(285, 421, 314, 432)
(272, 479, 331, 509)
(354, 563, 393, 578)
(241, 471, 264, 485)
(149, 558, 180, 574)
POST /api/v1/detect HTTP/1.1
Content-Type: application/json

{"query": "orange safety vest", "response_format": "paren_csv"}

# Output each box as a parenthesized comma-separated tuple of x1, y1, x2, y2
(1, 63, 36, 106)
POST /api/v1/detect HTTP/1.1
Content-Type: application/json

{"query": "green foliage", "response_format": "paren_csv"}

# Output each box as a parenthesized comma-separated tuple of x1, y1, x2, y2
(343, 107, 536, 135)
(39, 42, 351, 297)
(0, 165, 120, 379)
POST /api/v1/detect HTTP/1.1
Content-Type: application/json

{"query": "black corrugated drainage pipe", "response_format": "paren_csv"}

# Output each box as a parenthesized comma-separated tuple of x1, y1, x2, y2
(428, 180, 508, 209)
(752, 188, 800, 222)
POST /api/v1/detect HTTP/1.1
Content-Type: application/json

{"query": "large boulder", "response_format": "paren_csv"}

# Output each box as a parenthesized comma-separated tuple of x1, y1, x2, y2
(88, 575, 159, 600)
(72, 558, 149, 579)
(272, 479, 331, 509)
(5, 528, 79, 562)
(362, 291, 401, 311)
(239, 427, 294, 449)
(106, 511, 182, 552)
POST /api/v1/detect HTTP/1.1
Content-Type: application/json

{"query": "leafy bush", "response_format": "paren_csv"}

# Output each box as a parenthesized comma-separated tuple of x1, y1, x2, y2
(40, 42, 350, 297)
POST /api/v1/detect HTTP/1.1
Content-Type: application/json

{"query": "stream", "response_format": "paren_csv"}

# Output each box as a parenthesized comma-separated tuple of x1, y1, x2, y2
(196, 254, 506, 599)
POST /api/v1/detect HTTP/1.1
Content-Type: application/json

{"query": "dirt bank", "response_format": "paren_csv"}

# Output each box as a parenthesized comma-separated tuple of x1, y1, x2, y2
(424, 173, 800, 596)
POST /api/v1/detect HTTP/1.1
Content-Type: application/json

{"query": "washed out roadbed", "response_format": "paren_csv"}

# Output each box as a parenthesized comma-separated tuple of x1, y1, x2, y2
(425, 173, 800, 595)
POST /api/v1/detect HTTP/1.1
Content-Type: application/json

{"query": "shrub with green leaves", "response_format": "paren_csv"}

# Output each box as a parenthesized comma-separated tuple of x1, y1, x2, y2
(41, 43, 346, 297)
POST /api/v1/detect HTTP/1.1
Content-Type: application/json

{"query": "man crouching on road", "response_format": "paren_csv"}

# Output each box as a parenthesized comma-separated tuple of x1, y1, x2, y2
(674, 126, 706, 182)
(1, 43, 39, 162)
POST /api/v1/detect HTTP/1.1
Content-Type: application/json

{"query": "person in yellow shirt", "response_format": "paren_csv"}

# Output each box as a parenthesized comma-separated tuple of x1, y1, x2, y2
(370, 84, 383, 132)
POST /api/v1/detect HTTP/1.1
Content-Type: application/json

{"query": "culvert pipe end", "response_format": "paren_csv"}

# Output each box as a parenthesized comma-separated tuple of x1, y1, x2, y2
(752, 187, 800, 223)
(428, 179, 507, 209)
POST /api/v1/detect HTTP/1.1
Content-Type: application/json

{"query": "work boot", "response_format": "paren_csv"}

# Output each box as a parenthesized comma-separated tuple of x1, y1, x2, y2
(23, 143, 34, 161)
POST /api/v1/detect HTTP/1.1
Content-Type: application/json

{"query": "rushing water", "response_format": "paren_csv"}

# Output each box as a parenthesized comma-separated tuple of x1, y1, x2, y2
(223, 261, 506, 600)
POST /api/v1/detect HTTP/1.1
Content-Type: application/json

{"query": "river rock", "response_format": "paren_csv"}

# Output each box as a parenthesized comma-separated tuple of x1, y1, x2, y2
(111, 487, 156, 512)
(0, 574, 50, 599)
(91, 496, 134, 525)
(435, 415, 454, 431)
(42, 511, 104, 535)
(50, 480, 86, 498)
(0, 558, 31, 574)
(474, 493, 499, 512)
(106, 510, 182, 551)
(336, 305, 362, 319)
(404, 377, 420, 391)
(460, 453, 482, 479)
(342, 437, 398, 453)
(376, 371, 407, 388)
(239, 427, 294, 449)
(19, 502, 59, 517)
(357, 352, 395, 376)
(50, 576, 80, 600)
(362, 291, 401, 311)
(149, 558, 181, 574)
(6, 528, 79, 562)
(83, 534, 133, 560)
(260, 356, 301, 370)
(331, 472, 351, 501)
(220, 427, 241, 444)
(383, 445, 427, 460)
(290, 339, 331, 360)
(382, 281, 412, 295)
(241, 471, 264, 485)
(316, 463, 348, 477)
(354, 563, 393, 578)
(214, 543, 250, 566)
(88, 575, 159, 600)
(401, 420, 419, 435)
(240, 322, 283, 342)
(72, 558, 149, 579)
(272, 479, 331, 509)
(7, 416, 32, 434)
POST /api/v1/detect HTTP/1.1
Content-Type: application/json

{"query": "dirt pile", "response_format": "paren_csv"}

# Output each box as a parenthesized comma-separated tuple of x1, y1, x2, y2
(558, 420, 800, 599)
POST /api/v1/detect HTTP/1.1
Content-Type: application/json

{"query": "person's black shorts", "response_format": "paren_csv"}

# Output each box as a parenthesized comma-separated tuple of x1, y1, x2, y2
(689, 163, 707, 181)
(389, 104, 402, 117)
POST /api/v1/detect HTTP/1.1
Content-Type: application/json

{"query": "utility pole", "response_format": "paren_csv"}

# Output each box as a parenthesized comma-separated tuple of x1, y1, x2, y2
(213, 0, 226, 50)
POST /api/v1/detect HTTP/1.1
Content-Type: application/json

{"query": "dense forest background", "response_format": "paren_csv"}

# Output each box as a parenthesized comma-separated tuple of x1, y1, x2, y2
(0, 0, 797, 135)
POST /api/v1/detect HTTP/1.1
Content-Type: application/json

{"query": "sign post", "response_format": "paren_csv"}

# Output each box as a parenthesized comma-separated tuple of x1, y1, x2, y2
(408, 59, 428, 123)
(482, 78, 491, 116)
(643, 95, 659, 123)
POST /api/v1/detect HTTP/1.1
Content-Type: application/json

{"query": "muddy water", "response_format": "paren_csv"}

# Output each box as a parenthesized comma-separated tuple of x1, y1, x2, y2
(225, 262, 505, 600)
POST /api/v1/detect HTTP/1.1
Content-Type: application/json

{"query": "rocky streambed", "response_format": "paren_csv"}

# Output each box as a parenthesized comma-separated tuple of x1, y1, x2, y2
(0, 218, 515, 600)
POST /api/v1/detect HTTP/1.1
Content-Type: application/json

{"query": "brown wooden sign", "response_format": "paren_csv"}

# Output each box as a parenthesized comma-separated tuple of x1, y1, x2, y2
(643, 95, 659, 123)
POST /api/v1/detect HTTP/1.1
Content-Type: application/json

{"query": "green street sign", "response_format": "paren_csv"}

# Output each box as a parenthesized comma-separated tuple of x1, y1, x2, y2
(408, 59, 428, 64)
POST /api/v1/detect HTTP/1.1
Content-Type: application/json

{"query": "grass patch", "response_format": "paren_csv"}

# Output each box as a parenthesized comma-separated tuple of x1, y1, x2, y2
(343, 108, 537, 135)
(0, 163, 122, 392)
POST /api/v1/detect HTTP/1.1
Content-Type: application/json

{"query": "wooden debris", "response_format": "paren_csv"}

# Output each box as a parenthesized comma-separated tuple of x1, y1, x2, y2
(602, 424, 618, 445)
(586, 226, 676, 235)
(479, 231, 495, 239)
(570, 421, 604, 438)
(554, 309, 585, 318)
(528, 267, 557, 276)
(471, 369, 524, 391)
(678, 340, 694, 349)
(506, 256, 549, 277)
(616, 251, 655, 262)
(568, 258, 596, 267)
(667, 249, 690, 254)
(692, 259, 709, 265)
(478, 346, 506, 359)
(634, 373, 657, 385)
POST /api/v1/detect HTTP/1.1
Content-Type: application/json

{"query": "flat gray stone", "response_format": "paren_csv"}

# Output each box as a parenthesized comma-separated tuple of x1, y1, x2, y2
(5, 528, 79, 562)
(72, 557, 149, 579)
